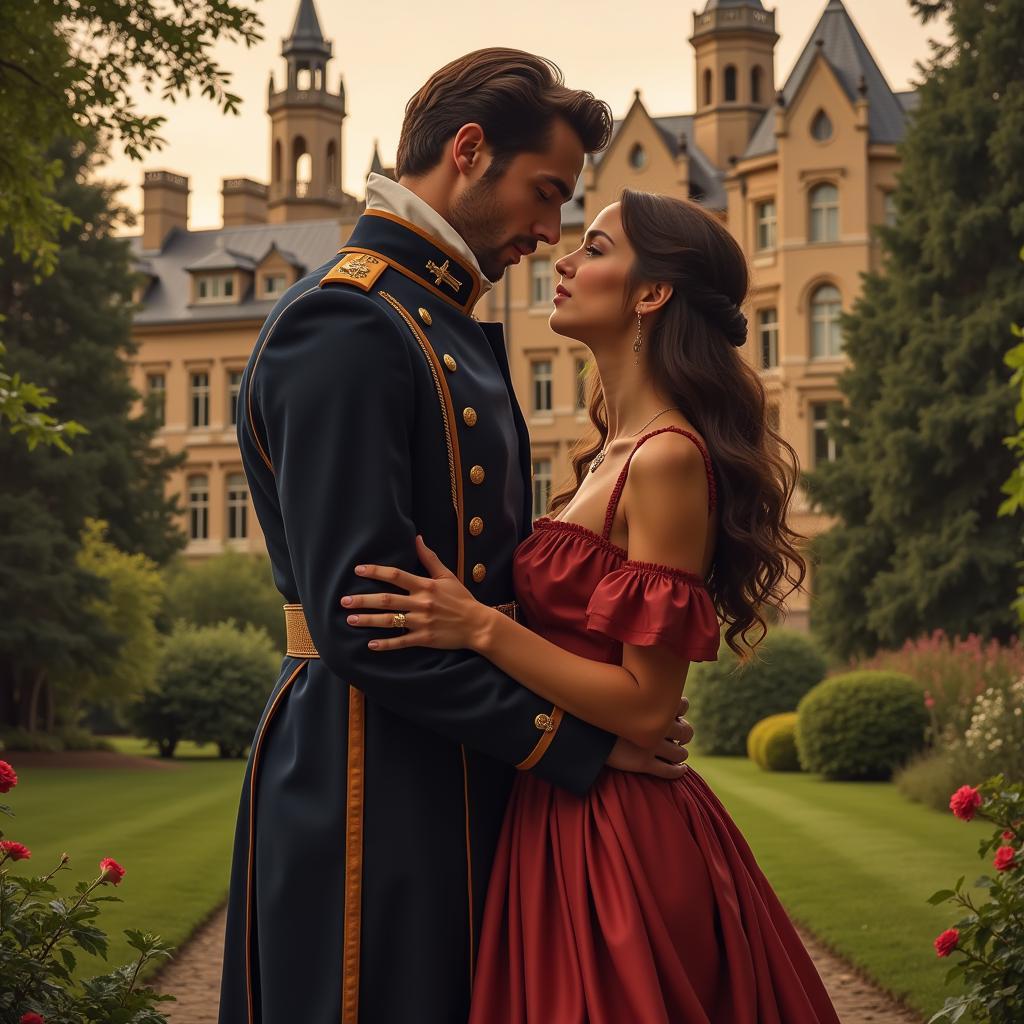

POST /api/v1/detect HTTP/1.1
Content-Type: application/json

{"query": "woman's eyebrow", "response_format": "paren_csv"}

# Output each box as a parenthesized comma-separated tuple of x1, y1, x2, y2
(584, 229, 615, 246)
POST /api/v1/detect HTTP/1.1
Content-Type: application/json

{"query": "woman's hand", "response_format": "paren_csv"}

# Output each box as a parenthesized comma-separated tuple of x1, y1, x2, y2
(341, 535, 494, 652)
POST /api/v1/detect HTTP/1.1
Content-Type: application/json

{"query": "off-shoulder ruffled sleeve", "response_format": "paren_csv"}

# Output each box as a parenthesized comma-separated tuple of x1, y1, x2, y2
(585, 560, 720, 662)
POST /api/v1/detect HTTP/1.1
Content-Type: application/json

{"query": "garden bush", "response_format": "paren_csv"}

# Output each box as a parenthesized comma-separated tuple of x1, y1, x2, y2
(796, 670, 927, 780)
(688, 630, 827, 756)
(129, 621, 279, 758)
(747, 713, 801, 772)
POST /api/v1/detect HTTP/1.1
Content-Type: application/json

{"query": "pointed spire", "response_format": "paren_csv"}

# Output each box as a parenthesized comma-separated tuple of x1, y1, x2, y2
(283, 0, 330, 59)
(370, 140, 383, 175)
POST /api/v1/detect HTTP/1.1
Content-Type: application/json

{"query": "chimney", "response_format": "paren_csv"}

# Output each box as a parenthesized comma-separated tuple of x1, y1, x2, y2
(142, 170, 189, 251)
(222, 177, 269, 227)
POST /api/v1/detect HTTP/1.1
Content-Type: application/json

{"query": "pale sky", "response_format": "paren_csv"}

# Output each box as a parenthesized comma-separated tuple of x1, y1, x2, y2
(94, 0, 949, 233)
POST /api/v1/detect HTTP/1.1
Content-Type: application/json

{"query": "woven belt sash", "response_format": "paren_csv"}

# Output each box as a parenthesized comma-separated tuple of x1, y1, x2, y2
(284, 601, 519, 658)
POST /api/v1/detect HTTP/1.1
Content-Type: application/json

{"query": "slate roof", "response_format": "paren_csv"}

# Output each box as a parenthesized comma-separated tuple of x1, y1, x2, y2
(561, 111, 726, 228)
(744, 0, 912, 159)
(284, 0, 329, 55)
(129, 219, 343, 326)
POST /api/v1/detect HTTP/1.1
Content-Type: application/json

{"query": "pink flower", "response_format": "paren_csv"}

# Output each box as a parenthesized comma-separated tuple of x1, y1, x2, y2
(0, 760, 17, 793)
(924, 695, 936, 709)
(20, 1013, 45, 1024)
(98, 857, 125, 886)
(934, 928, 959, 957)
(994, 846, 1017, 872)
(949, 785, 983, 821)
(0, 840, 31, 862)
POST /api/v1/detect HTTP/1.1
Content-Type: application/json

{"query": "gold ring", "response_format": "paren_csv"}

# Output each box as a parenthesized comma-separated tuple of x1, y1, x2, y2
(391, 612, 407, 630)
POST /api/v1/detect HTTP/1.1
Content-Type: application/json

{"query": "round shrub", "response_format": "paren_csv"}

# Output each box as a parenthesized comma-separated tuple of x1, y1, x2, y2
(796, 670, 927, 780)
(688, 630, 827, 756)
(747, 713, 801, 772)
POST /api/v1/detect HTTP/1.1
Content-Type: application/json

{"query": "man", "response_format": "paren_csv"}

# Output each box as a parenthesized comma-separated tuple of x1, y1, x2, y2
(218, 48, 694, 1024)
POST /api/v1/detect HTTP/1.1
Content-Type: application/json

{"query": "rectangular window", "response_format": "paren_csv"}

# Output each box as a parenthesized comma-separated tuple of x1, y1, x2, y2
(196, 275, 234, 302)
(574, 357, 588, 412)
(188, 475, 209, 541)
(228, 370, 243, 427)
(811, 401, 843, 465)
(809, 184, 839, 243)
(757, 308, 779, 369)
(146, 372, 166, 427)
(530, 258, 552, 307)
(190, 371, 210, 428)
(262, 274, 286, 299)
(755, 200, 776, 251)
(227, 473, 248, 540)
(531, 359, 553, 414)
(532, 457, 552, 519)
(883, 191, 897, 228)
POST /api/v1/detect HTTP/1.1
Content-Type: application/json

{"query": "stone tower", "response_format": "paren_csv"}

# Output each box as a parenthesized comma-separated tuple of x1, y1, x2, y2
(690, 0, 778, 169)
(266, 0, 346, 222)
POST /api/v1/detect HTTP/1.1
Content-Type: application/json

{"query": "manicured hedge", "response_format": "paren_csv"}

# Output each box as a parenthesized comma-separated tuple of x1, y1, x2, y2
(796, 670, 927, 780)
(688, 630, 827, 755)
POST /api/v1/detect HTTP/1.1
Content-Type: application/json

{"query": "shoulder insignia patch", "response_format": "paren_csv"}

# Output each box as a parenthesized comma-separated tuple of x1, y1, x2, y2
(319, 251, 387, 291)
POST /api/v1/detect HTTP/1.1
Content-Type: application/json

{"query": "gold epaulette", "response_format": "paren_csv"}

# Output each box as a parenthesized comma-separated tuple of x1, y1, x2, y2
(319, 251, 387, 291)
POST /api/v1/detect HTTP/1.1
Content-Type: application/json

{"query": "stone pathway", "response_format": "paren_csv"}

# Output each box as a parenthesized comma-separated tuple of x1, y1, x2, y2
(155, 905, 926, 1023)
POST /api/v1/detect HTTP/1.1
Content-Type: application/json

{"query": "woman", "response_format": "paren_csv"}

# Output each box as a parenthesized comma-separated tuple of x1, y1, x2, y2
(341, 190, 840, 1022)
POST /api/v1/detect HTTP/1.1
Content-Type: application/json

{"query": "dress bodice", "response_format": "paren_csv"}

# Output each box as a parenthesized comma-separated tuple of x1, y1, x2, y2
(512, 427, 721, 664)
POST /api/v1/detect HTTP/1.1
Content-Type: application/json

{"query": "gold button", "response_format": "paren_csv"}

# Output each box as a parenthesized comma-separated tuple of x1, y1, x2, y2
(418, 307, 432, 326)
(472, 563, 486, 583)
(463, 407, 478, 427)
(534, 713, 554, 732)
(469, 516, 484, 537)
(443, 353, 457, 372)
(470, 465, 485, 485)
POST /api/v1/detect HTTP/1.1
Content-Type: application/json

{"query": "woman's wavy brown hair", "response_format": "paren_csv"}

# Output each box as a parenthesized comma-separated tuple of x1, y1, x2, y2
(550, 189, 806, 656)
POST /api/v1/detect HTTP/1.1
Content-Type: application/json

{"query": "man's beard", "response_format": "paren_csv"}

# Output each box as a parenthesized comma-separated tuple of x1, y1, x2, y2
(448, 176, 524, 283)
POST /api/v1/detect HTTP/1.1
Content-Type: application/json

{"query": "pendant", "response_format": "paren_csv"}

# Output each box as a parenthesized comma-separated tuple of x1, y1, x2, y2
(589, 449, 607, 474)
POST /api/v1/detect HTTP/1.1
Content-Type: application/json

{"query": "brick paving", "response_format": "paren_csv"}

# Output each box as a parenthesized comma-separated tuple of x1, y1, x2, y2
(155, 905, 926, 1023)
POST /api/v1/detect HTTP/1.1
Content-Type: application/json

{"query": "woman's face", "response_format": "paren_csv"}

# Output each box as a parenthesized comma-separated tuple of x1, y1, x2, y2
(549, 203, 637, 347)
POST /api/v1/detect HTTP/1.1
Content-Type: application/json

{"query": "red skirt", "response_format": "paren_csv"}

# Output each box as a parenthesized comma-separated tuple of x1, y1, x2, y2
(468, 767, 841, 1024)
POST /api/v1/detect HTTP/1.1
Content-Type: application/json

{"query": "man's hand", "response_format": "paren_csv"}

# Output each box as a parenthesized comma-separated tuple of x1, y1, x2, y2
(605, 696, 695, 780)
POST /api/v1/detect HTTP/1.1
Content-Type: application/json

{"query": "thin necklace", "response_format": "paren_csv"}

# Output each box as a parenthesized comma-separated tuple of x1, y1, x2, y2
(589, 407, 675, 474)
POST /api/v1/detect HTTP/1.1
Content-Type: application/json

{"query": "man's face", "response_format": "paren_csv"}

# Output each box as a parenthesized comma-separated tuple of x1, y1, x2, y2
(447, 117, 585, 283)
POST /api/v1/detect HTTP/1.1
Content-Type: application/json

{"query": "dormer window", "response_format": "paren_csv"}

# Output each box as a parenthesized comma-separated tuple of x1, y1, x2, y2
(811, 109, 833, 142)
(196, 274, 234, 302)
(629, 144, 647, 170)
(262, 273, 287, 299)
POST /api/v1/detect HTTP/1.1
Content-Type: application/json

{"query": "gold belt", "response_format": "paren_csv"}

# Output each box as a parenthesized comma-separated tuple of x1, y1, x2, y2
(284, 601, 519, 658)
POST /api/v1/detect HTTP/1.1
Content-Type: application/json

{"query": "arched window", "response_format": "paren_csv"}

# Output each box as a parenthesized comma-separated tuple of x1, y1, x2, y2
(326, 140, 338, 187)
(809, 183, 839, 242)
(724, 65, 737, 102)
(811, 109, 833, 141)
(810, 284, 843, 358)
(751, 66, 763, 104)
(703, 68, 713, 106)
(293, 136, 310, 198)
(273, 140, 282, 184)
(629, 143, 646, 170)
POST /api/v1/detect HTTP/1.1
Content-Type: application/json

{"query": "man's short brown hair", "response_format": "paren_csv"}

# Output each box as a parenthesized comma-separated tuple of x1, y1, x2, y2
(396, 48, 613, 179)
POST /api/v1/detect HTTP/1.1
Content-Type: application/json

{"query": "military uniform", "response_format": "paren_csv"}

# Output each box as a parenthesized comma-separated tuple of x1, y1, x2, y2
(217, 205, 617, 1024)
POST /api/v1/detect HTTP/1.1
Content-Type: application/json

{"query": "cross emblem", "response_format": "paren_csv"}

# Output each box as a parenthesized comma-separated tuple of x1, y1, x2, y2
(425, 258, 463, 293)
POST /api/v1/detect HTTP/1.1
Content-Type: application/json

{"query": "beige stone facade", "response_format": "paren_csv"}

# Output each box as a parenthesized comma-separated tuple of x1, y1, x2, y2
(127, 0, 915, 628)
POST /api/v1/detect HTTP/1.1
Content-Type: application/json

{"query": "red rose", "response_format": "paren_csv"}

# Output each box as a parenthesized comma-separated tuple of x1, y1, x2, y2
(1003, 830, 1015, 841)
(949, 785, 983, 821)
(20, 1013, 45, 1024)
(0, 760, 17, 793)
(994, 846, 1017, 872)
(0, 840, 31, 862)
(98, 857, 125, 886)
(934, 928, 959, 957)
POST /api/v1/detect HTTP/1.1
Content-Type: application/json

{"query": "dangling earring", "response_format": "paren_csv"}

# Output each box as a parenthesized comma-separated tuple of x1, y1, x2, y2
(633, 309, 643, 365)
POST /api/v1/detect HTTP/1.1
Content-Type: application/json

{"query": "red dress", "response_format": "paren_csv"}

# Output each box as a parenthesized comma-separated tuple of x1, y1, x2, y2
(468, 427, 840, 1024)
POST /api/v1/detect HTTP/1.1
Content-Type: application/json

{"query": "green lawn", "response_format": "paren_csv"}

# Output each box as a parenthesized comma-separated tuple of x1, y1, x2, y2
(693, 753, 989, 1021)
(3, 742, 991, 1016)
(4, 748, 245, 984)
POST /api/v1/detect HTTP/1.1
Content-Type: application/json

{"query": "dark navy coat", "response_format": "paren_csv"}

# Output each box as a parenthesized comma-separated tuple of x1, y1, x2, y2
(217, 209, 616, 1024)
